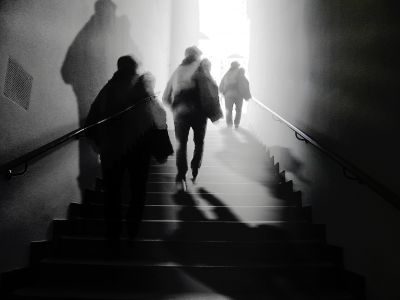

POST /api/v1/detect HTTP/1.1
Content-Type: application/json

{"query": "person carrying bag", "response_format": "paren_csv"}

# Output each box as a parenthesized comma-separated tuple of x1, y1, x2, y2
(194, 58, 223, 123)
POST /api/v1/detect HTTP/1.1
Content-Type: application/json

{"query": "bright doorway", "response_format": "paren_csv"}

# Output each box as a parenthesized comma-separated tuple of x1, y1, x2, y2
(198, 0, 251, 118)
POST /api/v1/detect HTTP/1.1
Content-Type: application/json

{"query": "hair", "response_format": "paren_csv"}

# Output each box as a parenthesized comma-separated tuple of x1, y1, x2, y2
(95, 0, 116, 13)
(200, 58, 211, 72)
(117, 55, 138, 72)
(184, 46, 202, 59)
(230, 61, 240, 69)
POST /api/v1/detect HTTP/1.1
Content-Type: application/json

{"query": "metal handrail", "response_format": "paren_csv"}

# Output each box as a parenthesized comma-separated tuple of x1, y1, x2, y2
(0, 95, 156, 179)
(251, 98, 400, 210)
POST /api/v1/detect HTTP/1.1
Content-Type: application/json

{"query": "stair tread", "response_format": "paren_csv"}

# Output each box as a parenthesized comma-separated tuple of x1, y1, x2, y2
(57, 218, 307, 223)
(72, 202, 297, 208)
(53, 236, 323, 244)
(3, 127, 362, 300)
(41, 257, 337, 268)
(12, 284, 358, 300)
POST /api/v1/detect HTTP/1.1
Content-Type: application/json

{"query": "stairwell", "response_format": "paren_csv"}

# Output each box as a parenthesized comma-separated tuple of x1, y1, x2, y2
(1, 126, 364, 299)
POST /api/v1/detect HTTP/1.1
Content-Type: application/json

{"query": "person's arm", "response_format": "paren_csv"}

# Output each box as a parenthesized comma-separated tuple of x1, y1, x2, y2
(219, 76, 226, 95)
(85, 92, 103, 128)
(239, 76, 252, 101)
(84, 84, 109, 152)
(148, 99, 173, 163)
(162, 77, 173, 107)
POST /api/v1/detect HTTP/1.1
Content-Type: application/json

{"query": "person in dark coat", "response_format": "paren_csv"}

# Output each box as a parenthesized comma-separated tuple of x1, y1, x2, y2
(85, 55, 173, 245)
(163, 46, 207, 189)
(219, 61, 252, 129)
(194, 58, 223, 124)
(61, 0, 137, 194)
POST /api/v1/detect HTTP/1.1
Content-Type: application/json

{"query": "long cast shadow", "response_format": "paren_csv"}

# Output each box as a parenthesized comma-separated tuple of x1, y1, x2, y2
(61, 0, 140, 195)
(165, 189, 307, 299)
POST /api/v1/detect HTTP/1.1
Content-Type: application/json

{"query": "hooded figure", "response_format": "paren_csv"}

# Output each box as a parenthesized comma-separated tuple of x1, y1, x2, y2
(85, 55, 173, 244)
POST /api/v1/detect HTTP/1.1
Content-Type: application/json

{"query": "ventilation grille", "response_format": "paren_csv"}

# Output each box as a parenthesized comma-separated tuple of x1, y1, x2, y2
(3, 56, 33, 110)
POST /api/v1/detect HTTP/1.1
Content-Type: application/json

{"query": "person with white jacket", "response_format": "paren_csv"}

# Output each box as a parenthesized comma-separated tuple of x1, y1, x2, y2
(163, 46, 207, 190)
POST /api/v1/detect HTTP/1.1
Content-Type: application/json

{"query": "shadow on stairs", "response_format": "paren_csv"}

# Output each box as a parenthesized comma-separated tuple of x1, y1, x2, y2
(1, 127, 365, 300)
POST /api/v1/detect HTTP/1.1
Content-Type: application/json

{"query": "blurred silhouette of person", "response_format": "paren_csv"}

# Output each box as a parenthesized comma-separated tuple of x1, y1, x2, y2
(163, 46, 209, 189)
(219, 61, 252, 129)
(61, 0, 137, 194)
(194, 58, 223, 125)
(85, 55, 173, 248)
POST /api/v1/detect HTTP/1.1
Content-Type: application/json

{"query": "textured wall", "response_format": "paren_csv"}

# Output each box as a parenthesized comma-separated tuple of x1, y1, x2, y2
(246, 1, 400, 299)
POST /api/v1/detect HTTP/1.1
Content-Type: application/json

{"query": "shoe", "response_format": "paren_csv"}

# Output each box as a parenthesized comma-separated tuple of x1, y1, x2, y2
(234, 125, 239, 129)
(191, 168, 198, 184)
(176, 178, 187, 192)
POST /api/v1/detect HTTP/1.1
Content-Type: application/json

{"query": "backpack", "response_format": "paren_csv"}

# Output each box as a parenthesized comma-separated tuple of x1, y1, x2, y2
(194, 68, 223, 122)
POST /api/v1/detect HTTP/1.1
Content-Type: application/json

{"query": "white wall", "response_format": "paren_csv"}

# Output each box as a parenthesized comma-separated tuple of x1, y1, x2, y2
(168, 0, 200, 74)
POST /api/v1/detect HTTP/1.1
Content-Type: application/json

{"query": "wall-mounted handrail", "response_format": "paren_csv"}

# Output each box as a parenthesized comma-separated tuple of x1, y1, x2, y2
(0, 95, 156, 179)
(251, 98, 400, 210)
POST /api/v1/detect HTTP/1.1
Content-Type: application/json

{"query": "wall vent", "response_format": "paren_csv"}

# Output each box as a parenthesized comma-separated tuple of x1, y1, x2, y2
(3, 56, 33, 110)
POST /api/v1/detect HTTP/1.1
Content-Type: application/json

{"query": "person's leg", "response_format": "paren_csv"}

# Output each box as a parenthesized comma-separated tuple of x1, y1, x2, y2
(126, 151, 151, 240)
(224, 96, 234, 127)
(174, 117, 191, 184)
(101, 158, 124, 246)
(234, 98, 244, 128)
(191, 116, 208, 181)
(77, 133, 100, 197)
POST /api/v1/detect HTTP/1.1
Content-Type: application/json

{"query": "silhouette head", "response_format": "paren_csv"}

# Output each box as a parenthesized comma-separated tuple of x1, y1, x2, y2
(95, 0, 116, 13)
(184, 46, 202, 59)
(230, 61, 240, 69)
(117, 55, 138, 74)
(95, 0, 116, 21)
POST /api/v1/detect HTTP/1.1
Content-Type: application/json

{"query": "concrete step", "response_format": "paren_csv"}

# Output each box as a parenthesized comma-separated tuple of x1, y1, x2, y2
(31, 258, 344, 292)
(146, 182, 274, 194)
(7, 282, 360, 300)
(68, 203, 306, 222)
(83, 189, 301, 207)
(148, 171, 277, 184)
(52, 219, 325, 241)
(49, 237, 341, 264)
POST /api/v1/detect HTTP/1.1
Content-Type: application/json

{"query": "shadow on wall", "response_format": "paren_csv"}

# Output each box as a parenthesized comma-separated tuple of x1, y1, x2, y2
(60, 0, 140, 194)
(215, 127, 273, 186)
(269, 146, 311, 186)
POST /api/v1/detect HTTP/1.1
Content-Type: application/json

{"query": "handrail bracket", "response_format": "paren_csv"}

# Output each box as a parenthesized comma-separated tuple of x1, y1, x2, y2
(5, 162, 28, 180)
(295, 132, 308, 144)
(343, 167, 363, 184)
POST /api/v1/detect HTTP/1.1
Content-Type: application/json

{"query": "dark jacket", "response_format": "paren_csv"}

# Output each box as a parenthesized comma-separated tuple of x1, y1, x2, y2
(193, 61, 223, 122)
(162, 56, 202, 117)
(85, 70, 173, 168)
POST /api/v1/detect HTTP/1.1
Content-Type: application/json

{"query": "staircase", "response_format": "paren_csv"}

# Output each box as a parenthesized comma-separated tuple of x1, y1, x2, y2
(1, 126, 364, 299)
